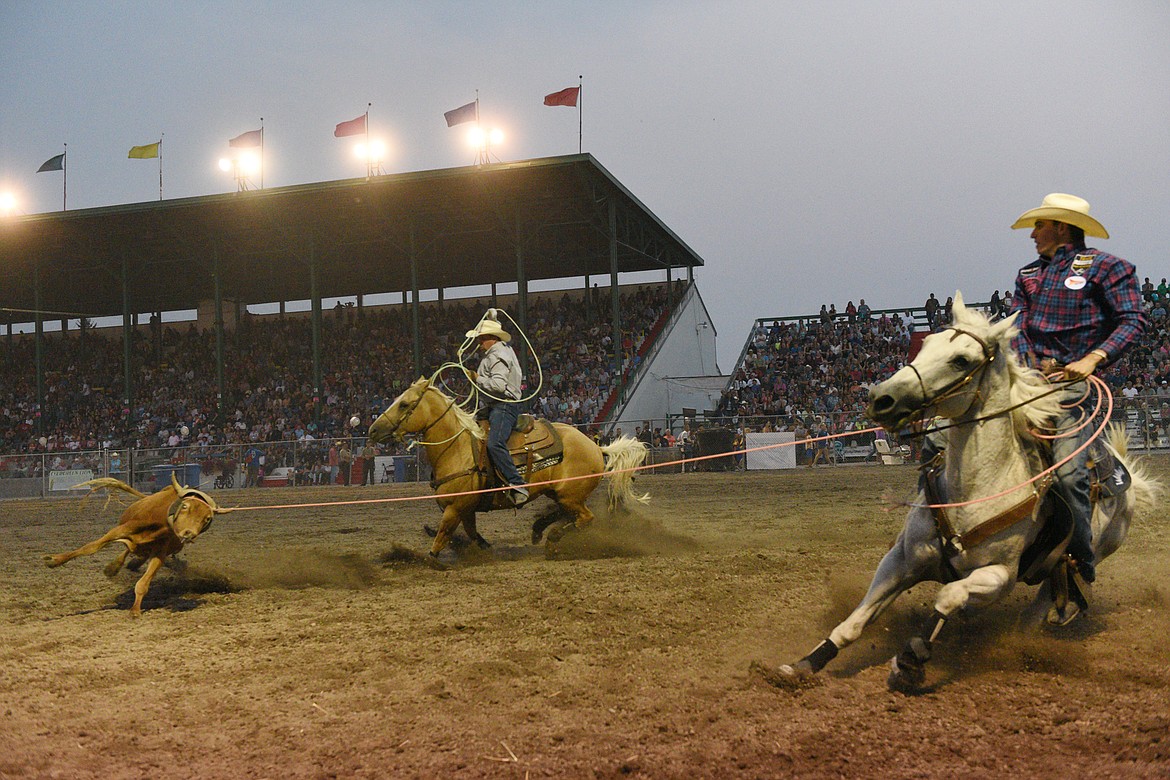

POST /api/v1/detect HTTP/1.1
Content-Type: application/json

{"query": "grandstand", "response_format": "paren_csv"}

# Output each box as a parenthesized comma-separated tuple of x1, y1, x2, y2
(4, 154, 1167, 496)
(0, 154, 722, 496)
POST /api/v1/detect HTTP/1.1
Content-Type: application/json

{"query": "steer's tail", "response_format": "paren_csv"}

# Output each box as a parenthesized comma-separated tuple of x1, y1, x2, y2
(601, 436, 650, 510)
(76, 477, 148, 507)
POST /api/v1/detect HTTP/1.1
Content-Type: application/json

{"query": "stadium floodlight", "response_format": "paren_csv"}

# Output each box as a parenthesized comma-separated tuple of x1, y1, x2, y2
(467, 125, 505, 165)
(218, 152, 258, 192)
(354, 138, 388, 176)
(239, 151, 261, 176)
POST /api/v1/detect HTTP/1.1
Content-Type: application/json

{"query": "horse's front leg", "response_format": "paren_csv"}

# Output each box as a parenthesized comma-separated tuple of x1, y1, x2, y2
(771, 524, 934, 681)
(429, 504, 465, 556)
(888, 562, 1014, 693)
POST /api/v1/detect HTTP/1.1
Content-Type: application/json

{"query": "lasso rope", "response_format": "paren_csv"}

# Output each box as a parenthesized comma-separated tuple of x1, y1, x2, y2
(901, 374, 1114, 511)
(215, 375, 1118, 517)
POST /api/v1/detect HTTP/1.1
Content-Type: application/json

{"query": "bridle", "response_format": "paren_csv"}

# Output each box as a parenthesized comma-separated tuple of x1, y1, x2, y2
(898, 326, 1072, 439)
(899, 327, 997, 430)
(378, 385, 461, 445)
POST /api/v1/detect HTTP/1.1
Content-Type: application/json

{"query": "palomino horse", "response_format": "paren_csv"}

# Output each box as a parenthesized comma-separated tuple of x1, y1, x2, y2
(770, 293, 1158, 692)
(368, 376, 649, 555)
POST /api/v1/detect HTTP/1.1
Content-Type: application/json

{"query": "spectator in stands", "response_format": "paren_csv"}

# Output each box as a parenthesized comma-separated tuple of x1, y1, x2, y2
(857, 299, 871, 321)
(328, 442, 339, 485)
(338, 441, 352, 486)
(361, 440, 377, 486)
(244, 444, 262, 487)
(677, 425, 692, 472)
(1010, 192, 1146, 594)
(924, 293, 940, 329)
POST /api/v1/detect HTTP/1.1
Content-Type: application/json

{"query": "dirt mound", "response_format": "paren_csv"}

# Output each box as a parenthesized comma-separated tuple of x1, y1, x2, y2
(227, 549, 380, 589)
(546, 508, 701, 560)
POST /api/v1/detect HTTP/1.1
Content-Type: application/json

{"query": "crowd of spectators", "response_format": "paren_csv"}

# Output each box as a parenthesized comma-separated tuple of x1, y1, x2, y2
(0, 284, 679, 468)
(9, 275, 1170, 481)
(719, 284, 1170, 446)
(719, 305, 914, 434)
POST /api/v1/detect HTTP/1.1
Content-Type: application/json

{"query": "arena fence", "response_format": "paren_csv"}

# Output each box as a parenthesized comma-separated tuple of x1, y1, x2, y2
(3, 394, 1166, 499)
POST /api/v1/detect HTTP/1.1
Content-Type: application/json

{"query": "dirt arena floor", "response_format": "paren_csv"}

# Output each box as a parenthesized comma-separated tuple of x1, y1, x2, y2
(3, 458, 1169, 779)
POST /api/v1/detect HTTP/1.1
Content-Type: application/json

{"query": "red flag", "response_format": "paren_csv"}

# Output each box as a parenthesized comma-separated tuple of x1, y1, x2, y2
(543, 86, 580, 107)
(229, 129, 263, 148)
(334, 114, 366, 138)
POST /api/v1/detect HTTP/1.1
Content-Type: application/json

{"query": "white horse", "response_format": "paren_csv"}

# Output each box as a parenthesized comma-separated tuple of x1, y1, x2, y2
(769, 292, 1158, 692)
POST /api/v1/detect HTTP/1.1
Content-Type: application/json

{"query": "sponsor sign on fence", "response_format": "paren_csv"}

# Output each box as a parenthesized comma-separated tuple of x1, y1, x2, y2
(746, 432, 796, 470)
(48, 469, 95, 492)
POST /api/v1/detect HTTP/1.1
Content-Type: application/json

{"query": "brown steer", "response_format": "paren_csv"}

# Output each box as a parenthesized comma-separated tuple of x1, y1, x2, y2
(45, 473, 223, 616)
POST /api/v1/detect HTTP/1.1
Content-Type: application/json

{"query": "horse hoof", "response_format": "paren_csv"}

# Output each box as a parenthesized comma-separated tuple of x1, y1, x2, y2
(887, 637, 930, 694)
(474, 536, 492, 550)
(749, 660, 820, 690)
(1046, 601, 1082, 627)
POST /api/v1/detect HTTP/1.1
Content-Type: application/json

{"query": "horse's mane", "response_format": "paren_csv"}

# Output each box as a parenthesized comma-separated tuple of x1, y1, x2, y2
(951, 295, 1062, 437)
(421, 382, 485, 440)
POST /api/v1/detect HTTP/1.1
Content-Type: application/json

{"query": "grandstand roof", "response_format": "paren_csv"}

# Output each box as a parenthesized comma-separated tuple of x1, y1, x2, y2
(0, 154, 703, 324)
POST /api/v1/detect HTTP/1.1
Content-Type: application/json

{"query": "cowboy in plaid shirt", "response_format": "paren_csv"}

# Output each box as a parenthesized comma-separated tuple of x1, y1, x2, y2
(1010, 194, 1146, 619)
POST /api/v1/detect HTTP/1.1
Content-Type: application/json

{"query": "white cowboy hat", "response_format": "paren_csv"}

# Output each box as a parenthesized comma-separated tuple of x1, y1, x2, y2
(1011, 193, 1109, 239)
(465, 316, 511, 342)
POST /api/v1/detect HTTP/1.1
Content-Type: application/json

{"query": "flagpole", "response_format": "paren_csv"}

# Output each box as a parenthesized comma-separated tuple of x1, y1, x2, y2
(259, 118, 265, 189)
(365, 103, 371, 179)
(578, 75, 583, 154)
(475, 90, 483, 165)
(62, 143, 67, 211)
(158, 134, 164, 200)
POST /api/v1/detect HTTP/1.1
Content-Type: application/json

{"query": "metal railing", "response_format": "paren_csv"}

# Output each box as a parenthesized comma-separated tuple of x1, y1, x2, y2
(3, 391, 1165, 499)
(0, 438, 427, 500)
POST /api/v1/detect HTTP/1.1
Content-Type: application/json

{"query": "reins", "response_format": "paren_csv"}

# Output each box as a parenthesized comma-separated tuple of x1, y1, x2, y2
(898, 326, 1080, 440)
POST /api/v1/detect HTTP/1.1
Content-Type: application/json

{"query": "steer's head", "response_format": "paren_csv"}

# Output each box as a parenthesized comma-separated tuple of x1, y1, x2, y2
(167, 472, 222, 543)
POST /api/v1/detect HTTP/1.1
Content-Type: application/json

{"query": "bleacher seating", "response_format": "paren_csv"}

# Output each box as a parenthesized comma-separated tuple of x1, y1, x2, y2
(0, 284, 682, 457)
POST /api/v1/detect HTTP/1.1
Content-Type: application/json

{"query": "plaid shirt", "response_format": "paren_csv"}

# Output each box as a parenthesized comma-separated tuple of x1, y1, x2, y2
(1012, 244, 1146, 366)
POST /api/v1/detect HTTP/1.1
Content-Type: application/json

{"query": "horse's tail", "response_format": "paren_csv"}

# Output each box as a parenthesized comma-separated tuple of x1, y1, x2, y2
(601, 436, 651, 510)
(1108, 424, 1163, 517)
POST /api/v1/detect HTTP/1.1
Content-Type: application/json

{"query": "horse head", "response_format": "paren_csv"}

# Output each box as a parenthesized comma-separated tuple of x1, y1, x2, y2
(368, 376, 432, 444)
(868, 292, 1023, 430)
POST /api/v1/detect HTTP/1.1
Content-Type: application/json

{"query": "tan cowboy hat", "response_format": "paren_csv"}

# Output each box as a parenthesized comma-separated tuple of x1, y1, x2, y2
(465, 315, 511, 342)
(1011, 193, 1109, 239)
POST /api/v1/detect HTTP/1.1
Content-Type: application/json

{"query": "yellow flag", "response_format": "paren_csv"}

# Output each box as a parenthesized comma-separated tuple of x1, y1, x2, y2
(128, 142, 160, 159)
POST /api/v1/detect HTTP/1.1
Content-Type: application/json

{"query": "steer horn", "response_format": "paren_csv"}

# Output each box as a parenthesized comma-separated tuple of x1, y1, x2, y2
(168, 471, 223, 516)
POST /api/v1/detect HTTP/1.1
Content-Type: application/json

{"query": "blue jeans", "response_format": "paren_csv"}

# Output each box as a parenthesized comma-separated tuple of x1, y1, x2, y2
(486, 402, 524, 487)
(1052, 381, 1094, 580)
